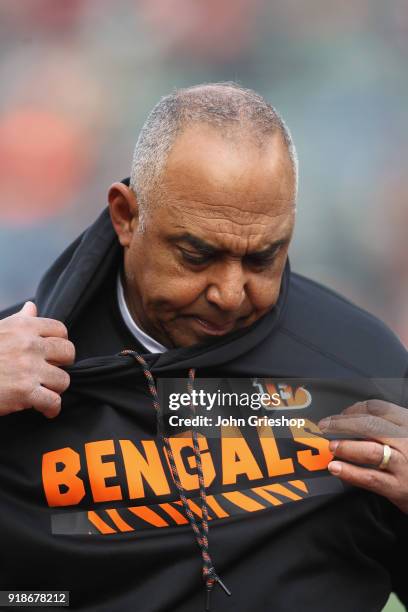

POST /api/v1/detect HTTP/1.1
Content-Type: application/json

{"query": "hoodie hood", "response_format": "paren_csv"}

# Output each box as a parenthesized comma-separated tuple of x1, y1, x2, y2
(34, 199, 291, 374)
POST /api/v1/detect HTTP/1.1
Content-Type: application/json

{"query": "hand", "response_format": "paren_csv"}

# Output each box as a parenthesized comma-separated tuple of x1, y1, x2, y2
(318, 400, 408, 513)
(0, 301, 75, 418)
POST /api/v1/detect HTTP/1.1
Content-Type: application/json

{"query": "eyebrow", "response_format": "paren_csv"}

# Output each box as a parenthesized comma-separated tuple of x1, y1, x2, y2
(170, 232, 289, 258)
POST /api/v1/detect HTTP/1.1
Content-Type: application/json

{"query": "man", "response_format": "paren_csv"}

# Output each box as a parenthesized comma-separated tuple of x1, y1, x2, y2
(0, 83, 407, 611)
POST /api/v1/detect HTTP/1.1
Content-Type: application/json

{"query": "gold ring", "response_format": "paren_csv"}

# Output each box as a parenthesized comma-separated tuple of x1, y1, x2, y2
(378, 444, 392, 470)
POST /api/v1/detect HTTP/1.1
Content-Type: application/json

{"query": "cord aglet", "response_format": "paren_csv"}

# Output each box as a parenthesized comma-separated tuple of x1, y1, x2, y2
(215, 575, 232, 597)
(205, 581, 214, 611)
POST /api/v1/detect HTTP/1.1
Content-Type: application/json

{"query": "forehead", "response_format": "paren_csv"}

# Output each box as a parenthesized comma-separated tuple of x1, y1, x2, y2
(152, 124, 296, 250)
(161, 124, 295, 209)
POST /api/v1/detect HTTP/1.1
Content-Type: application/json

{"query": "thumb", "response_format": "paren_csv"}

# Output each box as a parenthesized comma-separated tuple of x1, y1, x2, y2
(19, 301, 37, 317)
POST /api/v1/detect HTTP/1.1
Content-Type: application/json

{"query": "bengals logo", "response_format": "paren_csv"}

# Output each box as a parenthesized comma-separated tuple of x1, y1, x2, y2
(252, 378, 312, 410)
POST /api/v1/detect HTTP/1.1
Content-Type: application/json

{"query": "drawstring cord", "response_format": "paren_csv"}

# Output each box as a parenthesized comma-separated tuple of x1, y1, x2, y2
(119, 349, 231, 610)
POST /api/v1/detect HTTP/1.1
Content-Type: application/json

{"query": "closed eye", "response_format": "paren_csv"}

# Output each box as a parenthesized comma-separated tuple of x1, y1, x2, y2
(244, 246, 282, 268)
(177, 242, 285, 268)
(179, 248, 214, 265)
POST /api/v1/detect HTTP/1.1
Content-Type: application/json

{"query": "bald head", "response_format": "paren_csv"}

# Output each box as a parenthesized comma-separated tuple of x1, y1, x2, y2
(130, 82, 298, 230)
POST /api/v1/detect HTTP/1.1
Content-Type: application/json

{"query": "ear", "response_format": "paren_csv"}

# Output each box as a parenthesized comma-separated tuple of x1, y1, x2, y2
(108, 182, 140, 247)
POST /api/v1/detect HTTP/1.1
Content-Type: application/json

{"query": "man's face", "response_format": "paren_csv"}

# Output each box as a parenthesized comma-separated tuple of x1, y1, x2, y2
(118, 125, 296, 348)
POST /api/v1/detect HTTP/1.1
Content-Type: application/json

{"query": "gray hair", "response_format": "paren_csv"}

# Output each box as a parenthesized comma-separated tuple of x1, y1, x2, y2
(130, 82, 298, 231)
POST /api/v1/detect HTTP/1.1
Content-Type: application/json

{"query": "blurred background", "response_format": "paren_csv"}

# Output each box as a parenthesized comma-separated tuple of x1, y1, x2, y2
(0, 2, 406, 610)
(1, 0, 407, 349)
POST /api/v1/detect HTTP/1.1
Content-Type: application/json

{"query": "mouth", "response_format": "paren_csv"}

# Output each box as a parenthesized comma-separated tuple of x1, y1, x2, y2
(184, 315, 239, 336)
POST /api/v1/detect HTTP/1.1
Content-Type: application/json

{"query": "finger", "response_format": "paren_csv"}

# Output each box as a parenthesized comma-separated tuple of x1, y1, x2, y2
(19, 301, 37, 317)
(42, 337, 76, 366)
(27, 385, 62, 419)
(6, 309, 68, 339)
(12, 315, 68, 339)
(329, 439, 402, 471)
(33, 317, 69, 339)
(327, 459, 397, 498)
(318, 414, 402, 444)
(40, 363, 71, 395)
(342, 400, 408, 427)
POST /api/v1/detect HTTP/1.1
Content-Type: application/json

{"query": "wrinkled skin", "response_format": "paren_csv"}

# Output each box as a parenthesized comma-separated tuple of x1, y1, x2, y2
(109, 124, 296, 349)
(319, 400, 408, 514)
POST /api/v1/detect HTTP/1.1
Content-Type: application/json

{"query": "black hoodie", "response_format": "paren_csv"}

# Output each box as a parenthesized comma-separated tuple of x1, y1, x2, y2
(0, 198, 407, 612)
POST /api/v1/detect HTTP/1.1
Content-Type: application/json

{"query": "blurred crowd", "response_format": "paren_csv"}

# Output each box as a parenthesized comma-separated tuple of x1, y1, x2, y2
(0, 0, 407, 345)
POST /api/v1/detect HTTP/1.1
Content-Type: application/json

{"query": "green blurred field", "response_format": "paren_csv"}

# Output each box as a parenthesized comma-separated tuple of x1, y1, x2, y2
(383, 594, 405, 611)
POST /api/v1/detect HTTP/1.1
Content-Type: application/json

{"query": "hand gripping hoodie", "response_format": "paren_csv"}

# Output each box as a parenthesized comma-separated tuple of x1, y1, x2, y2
(0, 191, 407, 612)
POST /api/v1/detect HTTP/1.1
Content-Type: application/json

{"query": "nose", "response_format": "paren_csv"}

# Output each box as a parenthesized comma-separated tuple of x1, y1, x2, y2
(205, 261, 247, 312)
